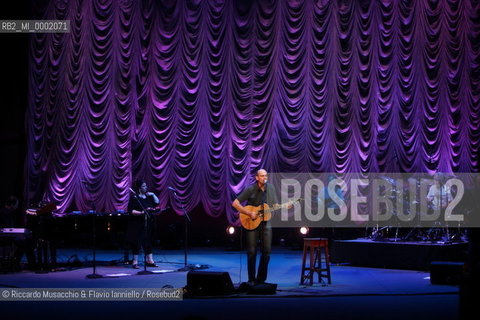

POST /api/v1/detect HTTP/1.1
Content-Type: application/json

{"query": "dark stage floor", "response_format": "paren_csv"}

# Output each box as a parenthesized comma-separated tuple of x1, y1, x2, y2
(0, 246, 463, 320)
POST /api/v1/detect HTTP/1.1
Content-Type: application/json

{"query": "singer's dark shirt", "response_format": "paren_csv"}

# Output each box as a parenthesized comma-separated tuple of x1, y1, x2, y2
(128, 195, 157, 215)
(126, 194, 158, 244)
(236, 183, 279, 207)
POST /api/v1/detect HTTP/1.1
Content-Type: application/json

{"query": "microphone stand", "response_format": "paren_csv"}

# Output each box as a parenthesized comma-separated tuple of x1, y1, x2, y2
(169, 188, 196, 272)
(85, 181, 103, 279)
(262, 183, 267, 219)
(132, 192, 154, 275)
(261, 182, 267, 246)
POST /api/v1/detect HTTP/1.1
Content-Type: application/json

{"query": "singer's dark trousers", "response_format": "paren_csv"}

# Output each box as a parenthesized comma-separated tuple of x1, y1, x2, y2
(246, 221, 272, 283)
(126, 217, 154, 255)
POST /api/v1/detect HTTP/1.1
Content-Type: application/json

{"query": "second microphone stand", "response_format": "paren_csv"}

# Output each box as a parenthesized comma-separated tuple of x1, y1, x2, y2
(169, 188, 198, 271)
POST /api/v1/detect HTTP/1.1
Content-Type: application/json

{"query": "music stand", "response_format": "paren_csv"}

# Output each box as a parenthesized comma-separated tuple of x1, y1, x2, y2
(169, 188, 199, 272)
(83, 181, 103, 279)
(86, 209, 103, 279)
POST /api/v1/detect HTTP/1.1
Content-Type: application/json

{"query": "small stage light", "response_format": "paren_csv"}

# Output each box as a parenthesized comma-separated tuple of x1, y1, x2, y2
(226, 226, 235, 235)
(300, 226, 309, 235)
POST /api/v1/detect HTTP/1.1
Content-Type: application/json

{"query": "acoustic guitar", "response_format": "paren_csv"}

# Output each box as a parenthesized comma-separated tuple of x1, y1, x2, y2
(239, 199, 301, 230)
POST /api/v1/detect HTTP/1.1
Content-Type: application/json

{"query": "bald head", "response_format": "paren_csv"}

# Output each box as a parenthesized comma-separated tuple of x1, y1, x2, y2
(255, 169, 268, 186)
(256, 169, 267, 177)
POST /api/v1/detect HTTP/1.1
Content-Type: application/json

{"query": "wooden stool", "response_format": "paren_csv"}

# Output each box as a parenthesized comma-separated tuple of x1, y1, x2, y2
(300, 237, 331, 285)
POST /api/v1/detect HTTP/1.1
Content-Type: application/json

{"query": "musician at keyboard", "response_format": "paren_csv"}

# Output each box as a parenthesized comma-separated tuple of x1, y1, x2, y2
(0, 196, 20, 228)
(0, 196, 35, 270)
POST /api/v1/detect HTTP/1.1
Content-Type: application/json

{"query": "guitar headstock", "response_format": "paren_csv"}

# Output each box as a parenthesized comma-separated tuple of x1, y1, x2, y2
(289, 198, 303, 204)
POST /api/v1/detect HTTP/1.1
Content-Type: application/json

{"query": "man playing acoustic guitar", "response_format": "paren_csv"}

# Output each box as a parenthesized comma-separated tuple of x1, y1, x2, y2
(232, 169, 279, 285)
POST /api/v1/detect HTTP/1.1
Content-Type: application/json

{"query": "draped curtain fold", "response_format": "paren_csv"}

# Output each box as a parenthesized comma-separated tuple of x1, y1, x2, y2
(26, 0, 480, 224)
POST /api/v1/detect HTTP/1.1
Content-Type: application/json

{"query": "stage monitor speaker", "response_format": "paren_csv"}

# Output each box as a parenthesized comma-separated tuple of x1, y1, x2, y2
(430, 261, 464, 285)
(186, 271, 235, 296)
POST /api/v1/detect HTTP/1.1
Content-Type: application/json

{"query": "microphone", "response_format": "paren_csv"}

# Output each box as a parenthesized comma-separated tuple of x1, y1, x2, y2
(129, 188, 137, 195)
(167, 186, 177, 192)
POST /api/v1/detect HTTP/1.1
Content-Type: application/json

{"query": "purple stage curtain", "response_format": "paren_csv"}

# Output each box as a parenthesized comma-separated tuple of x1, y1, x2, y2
(26, 0, 480, 224)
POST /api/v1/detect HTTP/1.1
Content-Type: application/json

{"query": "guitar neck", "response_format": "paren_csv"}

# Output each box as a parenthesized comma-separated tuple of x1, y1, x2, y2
(262, 203, 289, 214)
